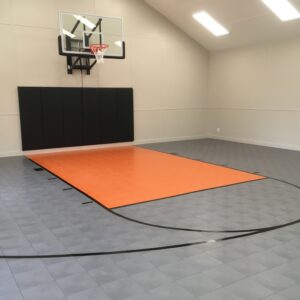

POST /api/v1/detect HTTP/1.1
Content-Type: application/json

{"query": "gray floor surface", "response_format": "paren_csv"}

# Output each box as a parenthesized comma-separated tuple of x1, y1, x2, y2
(0, 139, 299, 299)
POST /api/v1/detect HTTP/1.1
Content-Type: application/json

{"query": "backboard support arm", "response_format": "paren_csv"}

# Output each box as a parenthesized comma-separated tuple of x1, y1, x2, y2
(58, 36, 125, 75)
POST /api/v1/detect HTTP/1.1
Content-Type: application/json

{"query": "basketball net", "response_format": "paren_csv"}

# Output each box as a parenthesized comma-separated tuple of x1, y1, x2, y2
(90, 44, 109, 64)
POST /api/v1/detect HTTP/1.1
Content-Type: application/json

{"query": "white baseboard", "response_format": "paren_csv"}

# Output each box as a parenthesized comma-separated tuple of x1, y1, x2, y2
(2, 134, 298, 158)
(135, 135, 207, 145)
(0, 151, 23, 158)
(0, 135, 207, 158)
(23, 142, 135, 156)
(208, 134, 300, 152)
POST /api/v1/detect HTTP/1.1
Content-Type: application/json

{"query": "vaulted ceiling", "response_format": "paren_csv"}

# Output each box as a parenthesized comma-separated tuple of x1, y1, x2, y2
(145, 0, 300, 51)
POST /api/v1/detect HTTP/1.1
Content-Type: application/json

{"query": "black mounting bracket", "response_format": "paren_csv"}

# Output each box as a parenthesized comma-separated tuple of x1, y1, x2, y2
(58, 36, 126, 75)
(66, 56, 96, 75)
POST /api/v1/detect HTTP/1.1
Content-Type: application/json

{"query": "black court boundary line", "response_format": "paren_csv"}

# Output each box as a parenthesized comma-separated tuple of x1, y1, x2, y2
(112, 177, 300, 233)
(26, 154, 300, 234)
(2, 219, 300, 259)
(141, 146, 262, 175)
(27, 157, 267, 234)
(111, 146, 267, 209)
(0, 155, 297, 258)
(82, 201, 93, 205)
(111, 177, 266, 209)
(0, 231, 260, 259)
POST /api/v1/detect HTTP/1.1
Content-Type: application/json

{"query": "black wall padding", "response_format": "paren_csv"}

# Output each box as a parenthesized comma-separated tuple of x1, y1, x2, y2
(18, 87, 134, 151)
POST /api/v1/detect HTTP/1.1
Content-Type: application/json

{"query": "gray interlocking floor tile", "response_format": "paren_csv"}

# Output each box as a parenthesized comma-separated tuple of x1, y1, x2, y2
(0, 293, 24, 300)
(101, 278, 146, 300)
(89, 264, 128, 285)
(227, 257, 268, 276)
(142, 251, 179, 267)
(263, 284, 300, 300)
(183, 254, 222, 271)
(251, 269, 296, 293)
(149, 282, 195, 300)
(46, 260, 87, 280)
(77, 256, 115, 272)
(123, 292, 156, 300)
(7, 259, 44, 275)
(14, 268, 54, 290)
(0, 260, 13, 277)
(196, 288, 242, 300)
(272, 260, 300, 282)
(131, 269, 173, 290)
(1, 139, 300, 299)
(158, 260, 206, 280)
(227, 278, 274, 299)
(177, 273, 222, 297)
(205, 246, 246, 264)
(0, 273, 23, 299)
(21, 282, 66, 300)
(262, 295, 286, 300)
(56, 273, 98, 296)
(246, 251, 288, 269)
(202, 265, 245, 287)
(67, 286, 112, 300)
(116, 256, 156, 275)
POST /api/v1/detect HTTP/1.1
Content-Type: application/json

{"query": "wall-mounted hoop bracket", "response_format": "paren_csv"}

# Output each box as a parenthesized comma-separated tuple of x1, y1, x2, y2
(57, 12, 125, 75)
(58, 36, 125, 75)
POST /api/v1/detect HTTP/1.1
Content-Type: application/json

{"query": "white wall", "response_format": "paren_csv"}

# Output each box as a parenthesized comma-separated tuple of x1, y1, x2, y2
(0, 0, 208, 157)
(207, 38, 300, 150)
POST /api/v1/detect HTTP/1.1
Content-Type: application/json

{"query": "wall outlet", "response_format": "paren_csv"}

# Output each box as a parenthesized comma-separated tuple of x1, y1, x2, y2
(216, 128, 221, 133)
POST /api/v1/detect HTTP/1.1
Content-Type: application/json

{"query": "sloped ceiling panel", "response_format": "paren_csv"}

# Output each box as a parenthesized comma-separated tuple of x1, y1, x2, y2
(145, 0, 300, 50)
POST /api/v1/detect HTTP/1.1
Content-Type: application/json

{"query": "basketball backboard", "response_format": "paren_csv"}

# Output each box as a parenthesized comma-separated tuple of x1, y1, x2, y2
(58, 11, 125, 59)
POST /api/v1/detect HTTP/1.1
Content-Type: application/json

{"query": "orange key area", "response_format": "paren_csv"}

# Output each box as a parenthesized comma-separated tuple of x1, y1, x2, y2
(27, 147, 265, 209)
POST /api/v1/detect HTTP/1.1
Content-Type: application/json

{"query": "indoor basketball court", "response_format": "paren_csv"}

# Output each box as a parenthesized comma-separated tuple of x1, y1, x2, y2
(1, 0, 300, 299)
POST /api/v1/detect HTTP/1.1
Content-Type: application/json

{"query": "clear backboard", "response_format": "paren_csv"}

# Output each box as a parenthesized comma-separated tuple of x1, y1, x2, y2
(58, 11, 125, 58)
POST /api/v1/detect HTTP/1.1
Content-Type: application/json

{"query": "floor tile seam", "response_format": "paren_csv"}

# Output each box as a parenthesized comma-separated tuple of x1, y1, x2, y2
(174, 276, 223, 298)
(2, 200, 68, 298)
(26, 151, 300, 236)
(199, 248, 300, 295)
(1, 196, 76, 283)
(10, 180, 87, 259)
(260, 282, 300, 299)
(16, 207, 71, 258)
(201, 239, 299, 271)
(42, 261, 100, 300)
(5, 258, 26, 300)
(2, 145, 300, 260)
(125, 262, 176, 291)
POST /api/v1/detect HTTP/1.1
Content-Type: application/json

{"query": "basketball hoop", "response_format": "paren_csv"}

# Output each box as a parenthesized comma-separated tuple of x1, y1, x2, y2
(90, 44, 109, 63)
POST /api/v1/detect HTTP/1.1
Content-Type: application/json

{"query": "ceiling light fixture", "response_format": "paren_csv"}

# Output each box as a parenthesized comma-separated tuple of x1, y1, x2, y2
(193, 11, 229, 36)
(261, 0, 300, 21)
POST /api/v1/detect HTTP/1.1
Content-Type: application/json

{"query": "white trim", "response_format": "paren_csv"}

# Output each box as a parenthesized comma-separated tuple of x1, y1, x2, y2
(135, 135, 207, 145)
(0, 135, 207, 157)
(204, 107, 300, 113)
(24, 142, 134, 156)
(0, 151, 22, 158)
(2, 134, 300, 157)
(208, 134, 300, 152)
(135, 107, 204, 112)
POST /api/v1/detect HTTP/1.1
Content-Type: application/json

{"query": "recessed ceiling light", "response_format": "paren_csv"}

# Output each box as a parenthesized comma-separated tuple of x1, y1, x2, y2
(261, 0, 300, 21)
(73, 15, 96, 29)
(193, 11, 229, 37)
